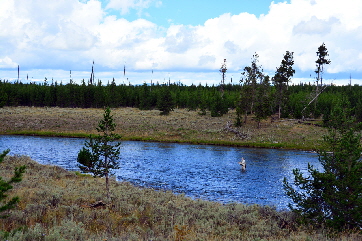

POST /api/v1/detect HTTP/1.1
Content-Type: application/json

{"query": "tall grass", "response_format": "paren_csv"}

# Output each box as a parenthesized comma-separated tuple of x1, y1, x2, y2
(0, 155, 360, 240)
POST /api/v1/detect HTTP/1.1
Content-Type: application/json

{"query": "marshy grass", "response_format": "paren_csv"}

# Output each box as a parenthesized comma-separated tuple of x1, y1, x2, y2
(0, 106, 327, 150)
(0, 155, 361, 240)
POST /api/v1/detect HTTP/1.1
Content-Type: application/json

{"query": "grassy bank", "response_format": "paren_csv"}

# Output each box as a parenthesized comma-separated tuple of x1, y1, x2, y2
(0, 107, 327, 150)
(1, 155, 361, 240)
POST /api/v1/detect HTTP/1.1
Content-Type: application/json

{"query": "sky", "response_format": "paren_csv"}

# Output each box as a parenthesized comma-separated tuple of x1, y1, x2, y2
(0, 0, 362, 86)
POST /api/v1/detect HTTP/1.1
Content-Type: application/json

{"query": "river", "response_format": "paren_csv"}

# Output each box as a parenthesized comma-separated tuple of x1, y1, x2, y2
(0, 135, 321, 209)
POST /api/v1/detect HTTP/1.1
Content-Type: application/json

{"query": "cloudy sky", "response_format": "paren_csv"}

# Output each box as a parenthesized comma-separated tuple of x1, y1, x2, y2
(0, 0, 361, 86)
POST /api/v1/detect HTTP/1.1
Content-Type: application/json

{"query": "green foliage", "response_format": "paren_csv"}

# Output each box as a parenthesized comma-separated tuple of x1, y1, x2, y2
(315, 43, 331, 86)
(0, 90, 7, 108)
(254, 76, 273, 128)
(77, 107, 121, 198)
(236, 53, 265, 125)
(3, 63, 362, 122)
(157, 85, 175, 115)
(210, 91, 228, 117)
(77, 147, 96, 174)
(284, 104, 362, 230)
(273, 51, 295, 118)
(0, 149, 26, 217)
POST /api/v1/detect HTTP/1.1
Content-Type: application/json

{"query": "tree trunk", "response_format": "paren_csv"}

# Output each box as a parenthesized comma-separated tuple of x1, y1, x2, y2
(106, 173, 110, 200)
(278, 105, 281, 119)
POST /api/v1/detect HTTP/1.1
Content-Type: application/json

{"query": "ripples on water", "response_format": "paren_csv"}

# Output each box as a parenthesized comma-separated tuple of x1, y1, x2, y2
(0, 135, 321, 209)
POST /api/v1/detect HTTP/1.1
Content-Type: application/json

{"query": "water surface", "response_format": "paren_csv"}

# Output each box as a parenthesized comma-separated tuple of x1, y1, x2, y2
(0, 135, 321, 209)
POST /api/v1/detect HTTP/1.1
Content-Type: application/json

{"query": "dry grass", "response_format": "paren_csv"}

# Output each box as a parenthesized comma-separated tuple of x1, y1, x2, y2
(0, 106, 327, 150)
(1, 156, 361, 240)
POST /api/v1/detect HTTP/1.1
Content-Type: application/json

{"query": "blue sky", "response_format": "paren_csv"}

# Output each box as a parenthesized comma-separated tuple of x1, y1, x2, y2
(0, 0, 362, 86)
(105, 0, 288, 27)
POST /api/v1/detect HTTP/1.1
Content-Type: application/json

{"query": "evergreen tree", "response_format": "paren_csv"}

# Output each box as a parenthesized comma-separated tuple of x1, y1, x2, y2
(0, 149, 26, 217)
(77, 107, 121, 199)
(315, 43, 331, 87)
(236, 53, 264, 125)
(157, 85, 174, 115)
(138, 83, 152, 110)
(283, 104, 362, 230)
(0, 91, 7, 108)
(313, 43, 331, 116)
(254, 76, 272, 128)
(273, 51, 295, 118)
(210, 91, 228, 117)
(198, 91, 208, 116)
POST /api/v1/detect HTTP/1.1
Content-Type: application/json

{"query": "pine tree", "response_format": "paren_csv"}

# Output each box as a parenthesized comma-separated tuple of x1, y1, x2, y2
(273, 51, 295, 118)
(157, 85, 174, 115)
(210, 91, 228, 117)
(315, 43, 331, 87)
(77, 107, 121, 199)
(0, 149, 26, 217)
(254, 76, 272, 128)
(313, 43, 331, 116)
(236, 53, 264, 125)
(283, 104, 362, 230)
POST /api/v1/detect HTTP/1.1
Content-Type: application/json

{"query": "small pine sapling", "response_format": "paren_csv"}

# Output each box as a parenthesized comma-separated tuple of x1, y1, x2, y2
(77, 107, 121, 199)
(0, 149, 26, 217)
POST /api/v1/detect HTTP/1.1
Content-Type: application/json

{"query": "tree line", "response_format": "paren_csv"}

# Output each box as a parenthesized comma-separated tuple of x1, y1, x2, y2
(1, 77, 362, 119)
(1, 43, 362, 123)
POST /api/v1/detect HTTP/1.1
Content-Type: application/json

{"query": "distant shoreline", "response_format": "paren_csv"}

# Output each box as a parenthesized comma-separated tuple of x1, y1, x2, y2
(0, 106, 326, 151)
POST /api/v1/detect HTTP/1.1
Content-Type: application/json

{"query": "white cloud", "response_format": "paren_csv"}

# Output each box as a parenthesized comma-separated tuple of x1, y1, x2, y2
(164, 25, 200, 53)
(0, 0, 362, 85)
(106, 0, 159, 15)
(0, 57, 17, 68)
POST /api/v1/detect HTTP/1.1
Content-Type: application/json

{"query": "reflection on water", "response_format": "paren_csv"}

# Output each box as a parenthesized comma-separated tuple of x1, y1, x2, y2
(0, 135, 321, 209)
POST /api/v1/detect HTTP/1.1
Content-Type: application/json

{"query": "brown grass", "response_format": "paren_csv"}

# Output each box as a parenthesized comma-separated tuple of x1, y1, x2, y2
(0, 106, 327, 150)
(1, 156, 361, 240)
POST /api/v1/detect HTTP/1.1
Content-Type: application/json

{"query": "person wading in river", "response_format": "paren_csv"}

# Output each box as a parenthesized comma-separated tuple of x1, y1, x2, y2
(239, 157, 246, 171)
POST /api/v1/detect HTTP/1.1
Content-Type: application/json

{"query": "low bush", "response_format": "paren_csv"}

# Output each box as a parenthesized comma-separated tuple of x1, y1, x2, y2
(0, 155, 360, 240)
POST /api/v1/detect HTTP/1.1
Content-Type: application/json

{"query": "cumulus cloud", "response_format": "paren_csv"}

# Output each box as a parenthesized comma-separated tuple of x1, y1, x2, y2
(106, 0, 161, 15)
(0, 0, 362, 85)
(164, 25, 199, 53)
(293, 16, 339, 35)
(0, 57, 18, 68)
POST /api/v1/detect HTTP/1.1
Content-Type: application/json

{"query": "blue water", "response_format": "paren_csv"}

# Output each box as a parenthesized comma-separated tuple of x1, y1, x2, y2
(0, 135, 321, 209)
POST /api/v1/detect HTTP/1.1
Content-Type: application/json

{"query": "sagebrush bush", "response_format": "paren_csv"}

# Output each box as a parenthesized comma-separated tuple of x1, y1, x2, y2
(0, 155, 360, 240)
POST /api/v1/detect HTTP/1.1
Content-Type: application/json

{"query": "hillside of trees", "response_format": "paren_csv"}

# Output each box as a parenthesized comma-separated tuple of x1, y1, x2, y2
(1, 78, 362, 122)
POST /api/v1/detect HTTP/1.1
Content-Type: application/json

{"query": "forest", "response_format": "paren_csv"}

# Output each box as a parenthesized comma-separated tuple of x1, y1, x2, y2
(1, 45, 361, 124)
(1, 78, 362, 123)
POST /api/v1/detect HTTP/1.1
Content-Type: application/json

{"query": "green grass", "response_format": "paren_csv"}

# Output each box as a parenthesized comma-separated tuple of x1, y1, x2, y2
(5, 131, 318, 151)
(0, 107, 328, 151)
(6, 130, 89, 138)
(0, 155, 361, 240)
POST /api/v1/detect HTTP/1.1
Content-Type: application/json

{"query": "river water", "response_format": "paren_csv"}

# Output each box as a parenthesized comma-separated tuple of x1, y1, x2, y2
(0, 135, 321, 209)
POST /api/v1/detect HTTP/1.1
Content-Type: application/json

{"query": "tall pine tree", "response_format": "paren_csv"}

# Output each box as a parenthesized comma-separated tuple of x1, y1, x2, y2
(273, 51, 295, 118)
(236, 53, 264, 125)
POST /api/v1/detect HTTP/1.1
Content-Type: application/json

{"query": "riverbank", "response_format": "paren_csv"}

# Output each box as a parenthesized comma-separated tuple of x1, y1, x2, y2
(2, 155, 360, 240)
(0, 107, 326, 150)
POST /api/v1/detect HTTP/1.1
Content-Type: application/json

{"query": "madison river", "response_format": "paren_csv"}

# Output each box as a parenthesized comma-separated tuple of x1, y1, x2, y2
(0, 135, 321, 210)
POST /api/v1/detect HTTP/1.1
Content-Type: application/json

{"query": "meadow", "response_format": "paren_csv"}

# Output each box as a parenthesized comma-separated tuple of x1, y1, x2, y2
(1, 106, 361, 240)
(1, 155, 361, 240)
(0, 106, 327, 150)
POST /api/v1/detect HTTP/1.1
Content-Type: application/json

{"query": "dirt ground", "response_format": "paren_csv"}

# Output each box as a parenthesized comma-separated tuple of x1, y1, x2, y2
(0, 106, 326, 150)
